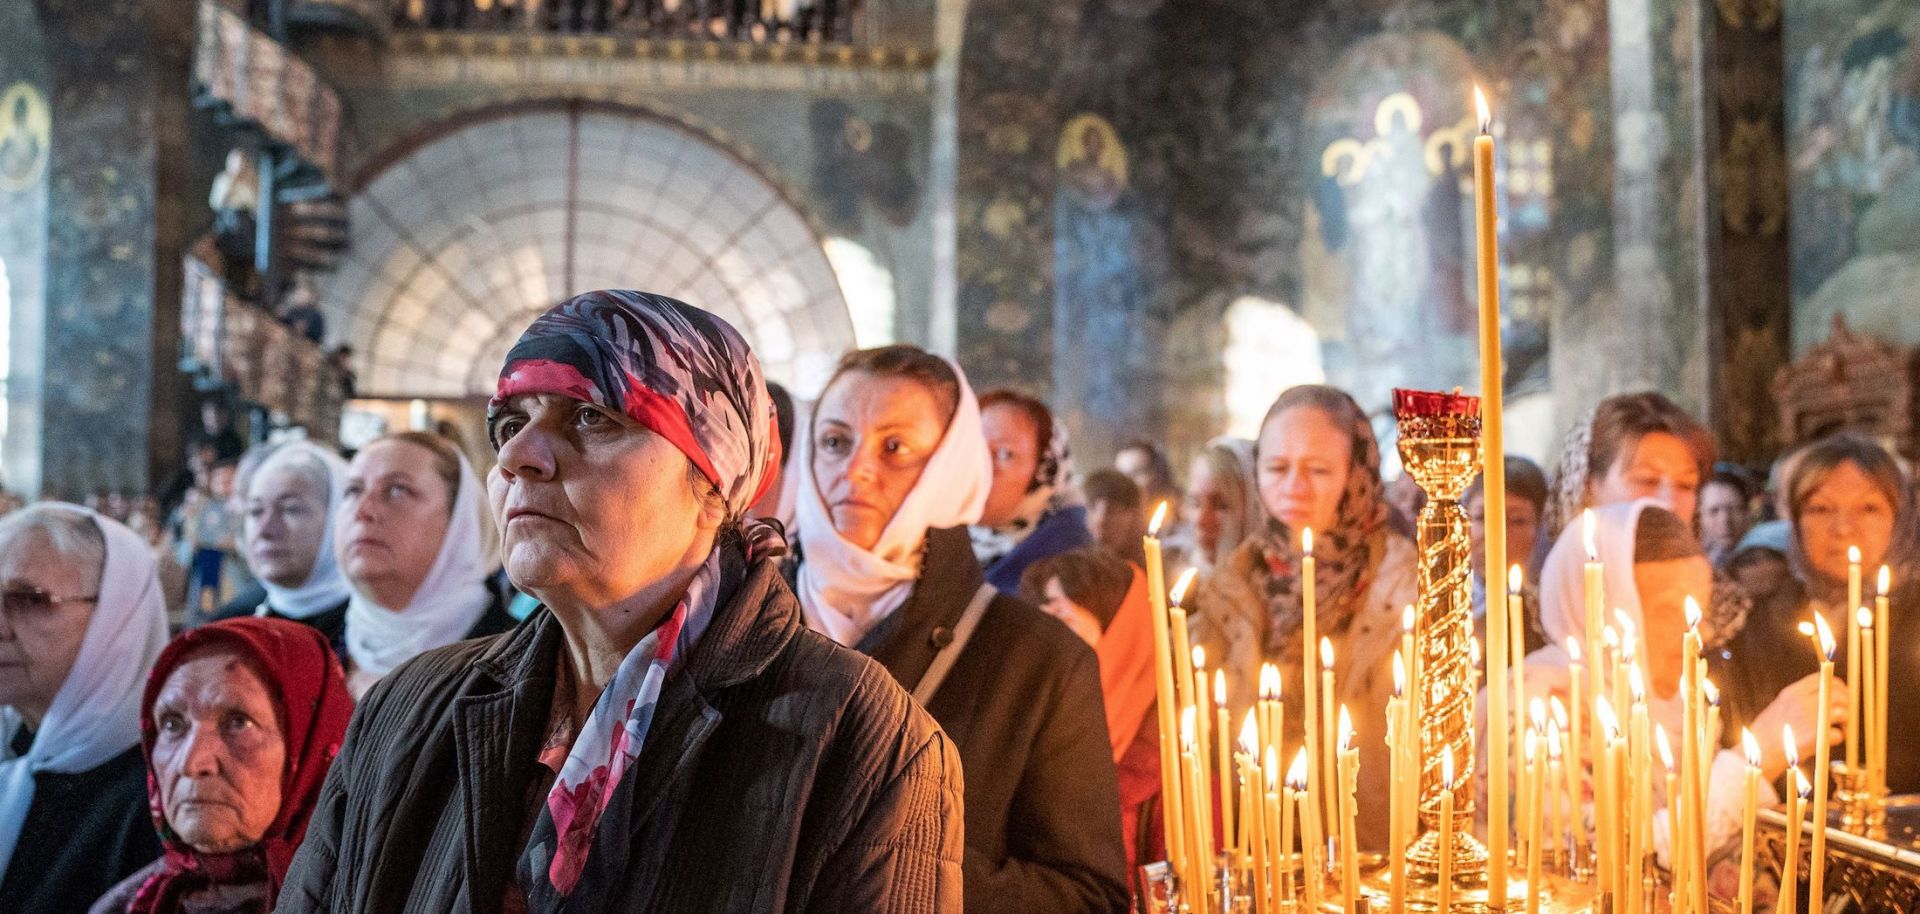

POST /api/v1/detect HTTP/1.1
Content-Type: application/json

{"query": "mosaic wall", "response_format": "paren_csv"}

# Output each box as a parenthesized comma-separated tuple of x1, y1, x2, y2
(1785, 0, 1920, 352)
(0, 1, 50, 495)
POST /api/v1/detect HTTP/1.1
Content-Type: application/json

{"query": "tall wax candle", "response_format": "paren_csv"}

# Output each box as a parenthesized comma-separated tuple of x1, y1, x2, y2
(1877, 566, 1892, 795)
(1296, 748, 1322, 914)
(1810, 613, 1837, 914)
(1302, 528, 1321, 856)
(1439, 747, 1457, 914)
(1526, 731, 1545, 914)
(1146, 513, 1186, 872)
(1389, 654, 1409, 914)
(1320, 637, 1339, 843)
(1781, 763, 1808, 914)
(1848, 546, 1862, 774)
(1217, 672, 1235, 853)
(1511, 566, 1528, 795)
(1338, 708, 1359, 914)
(1583, 512, 1604, 778)
(1739, 729, 1761, 914)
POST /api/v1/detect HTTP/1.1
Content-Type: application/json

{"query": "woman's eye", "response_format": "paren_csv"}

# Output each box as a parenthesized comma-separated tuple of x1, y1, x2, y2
(820, 433, 849, 454)
(575, 407, 607, 428)
(223, 713, 256, 733)
(387, 484, 411, 500)
(495, 418, 525, 442)
(157, 713, 185, 735)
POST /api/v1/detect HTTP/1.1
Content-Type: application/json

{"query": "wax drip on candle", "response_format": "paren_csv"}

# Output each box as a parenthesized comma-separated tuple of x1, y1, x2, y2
(1171, 567, 1198, 607)
(1148, 501, 1169, 537)
(1583, 510, 1598, 561)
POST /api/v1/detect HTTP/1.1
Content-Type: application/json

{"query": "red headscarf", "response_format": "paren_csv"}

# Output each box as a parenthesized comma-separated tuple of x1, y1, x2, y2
(129, 618, 354, 914)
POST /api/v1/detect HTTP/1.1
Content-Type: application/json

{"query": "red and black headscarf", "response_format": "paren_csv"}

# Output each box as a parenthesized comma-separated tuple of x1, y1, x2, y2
(487, 290, 781, 521)
(128, 618, 353, 914)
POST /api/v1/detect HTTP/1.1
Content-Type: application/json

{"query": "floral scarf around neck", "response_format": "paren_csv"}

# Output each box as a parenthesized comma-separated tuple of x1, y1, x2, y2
(970, 412, 1077, 568)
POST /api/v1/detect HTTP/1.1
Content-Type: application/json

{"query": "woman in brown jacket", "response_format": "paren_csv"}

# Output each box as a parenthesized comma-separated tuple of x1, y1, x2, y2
(275, 291, 963, 914)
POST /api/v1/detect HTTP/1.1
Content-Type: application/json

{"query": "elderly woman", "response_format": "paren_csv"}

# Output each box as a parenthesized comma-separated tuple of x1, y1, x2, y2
(1715, 433, 1920, 792)
(1181, 436, 1260, 575)
(1531, 501, 1841, 866)
(277, 291, 961, 914)
(1019, 548, 1162, 904)
(971, 389, 1093, 593)
(213, 443, 353, 657)
(335, 431, 514, 698)
(1190, 384, 1417, 850)
(1544, 391, 1716, 536)
(90, 618, 352, 913)
(792, 345, 1127, 914)
(0, 506, 168, 911)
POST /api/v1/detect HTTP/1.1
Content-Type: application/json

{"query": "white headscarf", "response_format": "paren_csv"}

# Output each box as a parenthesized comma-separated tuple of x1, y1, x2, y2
(1539, 499, 1655, 651)
(249, 441, 353, 620)
(0, 506, 169, 871)
(340, 448, 494, 678)
(795, 358, 992, 646)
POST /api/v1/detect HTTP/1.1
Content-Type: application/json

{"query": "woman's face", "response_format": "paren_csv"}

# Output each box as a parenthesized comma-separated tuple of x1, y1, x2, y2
(338, 440, 454, 609)
(489, 394, 720, 611)
(1256, 407, 1352, 537)
(1799, 460, 1897, 582)
(1699, 480, 1750, 552)
(980, 403, 1042, 529)
(1040, 576, 1103, 649)
(1183, 456, 1235, 558)
(151, 649, 286, 854)
(1633, 555, 1713, 696)
(1591, 431, 1702, 523)
(244, 463, 329, 589)
(810, 372, 950, 551)
(0, 529, 97, 725)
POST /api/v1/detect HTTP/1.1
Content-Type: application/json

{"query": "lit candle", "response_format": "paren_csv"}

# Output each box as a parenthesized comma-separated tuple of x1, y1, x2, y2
(1439, 746, 1458, 914)
(1170, 571, 1198, 714)
(1595, 696, 1619, 903)
(1293, 749, 1321, 914)
(1337, 707, 1359, 914)
(1810, 612, 1837, 913)
(1183, 708, 1209, 905)
(1389, 653, 1409, 914)
(1551, 696, 1585, 869)
(1681, 599, 1705, 911)
(1241, 713, 1261, 870)
(1781, 753, 1808, 914)
(1525, 728, 1545, 914)
(1320, 637, 1338, 842)
(1283, 753, 1303, 905)
(1510, 565, 1528, 793)
(1302, 527, 1321, 861)
(1474, 83, 1512, 899)
(1259, 663, 1281, 765)
(1402, 603, 1418, 699)
(1627, 667, 1650, 914)
(1848, 546, 1863, 775)
(1265, 754, 1282, 912)
(1146, 511, 1186, 874)
(1547, 719, 1566, 873)
(1857, 605, 1877, 812)
(1655, 727, 1679, 914)
(1876, 566, 1892, 797)
(1738, 728, 1760, 914)
(1701, 677, 1720, 914)
(1583, 511, 1604, 783)
(1217, 672, 1235, 853)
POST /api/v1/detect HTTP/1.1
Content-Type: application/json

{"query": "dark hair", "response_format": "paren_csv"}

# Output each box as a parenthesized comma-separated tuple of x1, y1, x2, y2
(1707, 461, 1758, 503)
(1116, 439, 1176, 494)
(1468, 456, 1550, 515)
(979, 389, 1054, 464)
(1634, 505, 1704, 563)
(1588, 392, 1715, 492)
(1786, 433, 1910, 526)
(767, 381, 796, 469)
(822, 345, 961, 428)
(375, 431, 463, 511)
(1018, 546, 1134, 631)
(1082, 468, 1142, 512)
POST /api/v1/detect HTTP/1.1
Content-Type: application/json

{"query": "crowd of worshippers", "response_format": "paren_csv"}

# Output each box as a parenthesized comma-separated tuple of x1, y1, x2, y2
(0, 289, 1910, 914)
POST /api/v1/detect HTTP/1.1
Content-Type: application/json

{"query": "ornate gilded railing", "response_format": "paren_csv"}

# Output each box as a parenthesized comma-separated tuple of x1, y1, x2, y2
(192, 0, 347, 184)
(389, 0, 862, 44)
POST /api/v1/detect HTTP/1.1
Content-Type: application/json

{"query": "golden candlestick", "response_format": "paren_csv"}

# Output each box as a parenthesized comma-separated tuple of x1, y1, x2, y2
(1393, 388, 1490, 881)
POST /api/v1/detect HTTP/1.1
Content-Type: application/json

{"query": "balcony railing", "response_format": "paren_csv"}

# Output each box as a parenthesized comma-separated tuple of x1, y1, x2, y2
(392, 0, 861, 44)
(182, 257, 347, 441)
(193, 0, 346, 185)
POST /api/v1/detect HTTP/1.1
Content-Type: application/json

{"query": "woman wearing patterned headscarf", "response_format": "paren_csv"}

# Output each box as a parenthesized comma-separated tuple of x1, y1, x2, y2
(970, 389, 1093, 594)
(277, 291, 962, 914)
(1190, 384, 1417, 850)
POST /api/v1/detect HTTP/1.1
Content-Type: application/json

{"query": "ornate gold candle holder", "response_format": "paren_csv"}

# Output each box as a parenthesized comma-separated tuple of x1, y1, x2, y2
(1393, 389, 1490, 885)
(1834, 763, 1890, 841)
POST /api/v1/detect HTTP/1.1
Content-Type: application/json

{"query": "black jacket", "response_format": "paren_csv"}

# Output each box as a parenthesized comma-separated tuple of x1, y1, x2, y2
(275, 549, 964, 914)
(0, 736, 162, 914)
(810, 526, 1129, 914)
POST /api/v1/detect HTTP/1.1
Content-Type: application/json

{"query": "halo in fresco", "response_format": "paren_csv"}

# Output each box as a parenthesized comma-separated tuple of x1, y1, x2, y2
(0, 82, 51, 193)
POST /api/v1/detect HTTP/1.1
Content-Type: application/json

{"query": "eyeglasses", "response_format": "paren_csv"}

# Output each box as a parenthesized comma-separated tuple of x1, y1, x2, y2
(2, 586, 98, 616)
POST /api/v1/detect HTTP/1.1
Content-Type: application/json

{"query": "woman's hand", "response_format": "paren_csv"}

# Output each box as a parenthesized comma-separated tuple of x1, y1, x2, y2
(1751, 671, 1848, 781)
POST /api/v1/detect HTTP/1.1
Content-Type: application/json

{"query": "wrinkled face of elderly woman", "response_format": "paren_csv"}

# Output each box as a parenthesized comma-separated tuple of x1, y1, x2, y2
(244, 459, 330, 589)
(1256, 406, 1351, 537)
(810, 372, 951, 551)
(151, 648, 286, 853)
(0, 521, 101, 726)
(1799, 460, 1897, 582)
(489, 394, 725, 610)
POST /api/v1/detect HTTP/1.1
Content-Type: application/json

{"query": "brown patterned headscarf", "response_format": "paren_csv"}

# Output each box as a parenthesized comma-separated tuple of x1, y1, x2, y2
(1251, 385, 1398, 658)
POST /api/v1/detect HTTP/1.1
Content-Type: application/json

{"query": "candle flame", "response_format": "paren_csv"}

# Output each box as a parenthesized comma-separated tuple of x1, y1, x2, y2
(1583, 510, 1598, 560)
(1392, 652, 1407, 697)
(1859, 605, 1875, 629)
(1473, 85, 1491, 133)
(1797, 620, 1816, 638)
(1338, 704, 1354, 749)
(1214, 670, 1227, 705)
(1181, 706, 1196, 748)
(1794, 767, 1813, 800)
(1240, 711, 1259, 755)
(1320, 636, 1335, 670)
(1813, 611, 1837, 660)
(1784, 724, 1799, 769)
(1548, 724, 1563, 758)
(1530, 697, 1547, 729)
(1170, 567, 1198, 607)
(1403, 603, 1415, 634)
(1441, 745, 1456, 788)
(1566, 637, 1582, 663)
(1703, 676, 1719, 707)
(1550, 695, 1568, 728)
(1192, 645, 1206, 670)
(1594, 694, 1618, 734)
(1628, 664, 1646, 702)
(1850, 545, 1862, 565)
(1287, 748, 1310, 789)
(1881, 565, 1893, 596)
(1602, 626, 1619, 650)
(1613, 608, 1637, 641)
(1260, 663, 1282, 701)
(1684, 596, 1702, 630)
(1655, 726, 1675, 771)
(1148, 500, 1169, 536)
(1509, 564, 1524, 592)
(1743, 728, 1762, 768)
